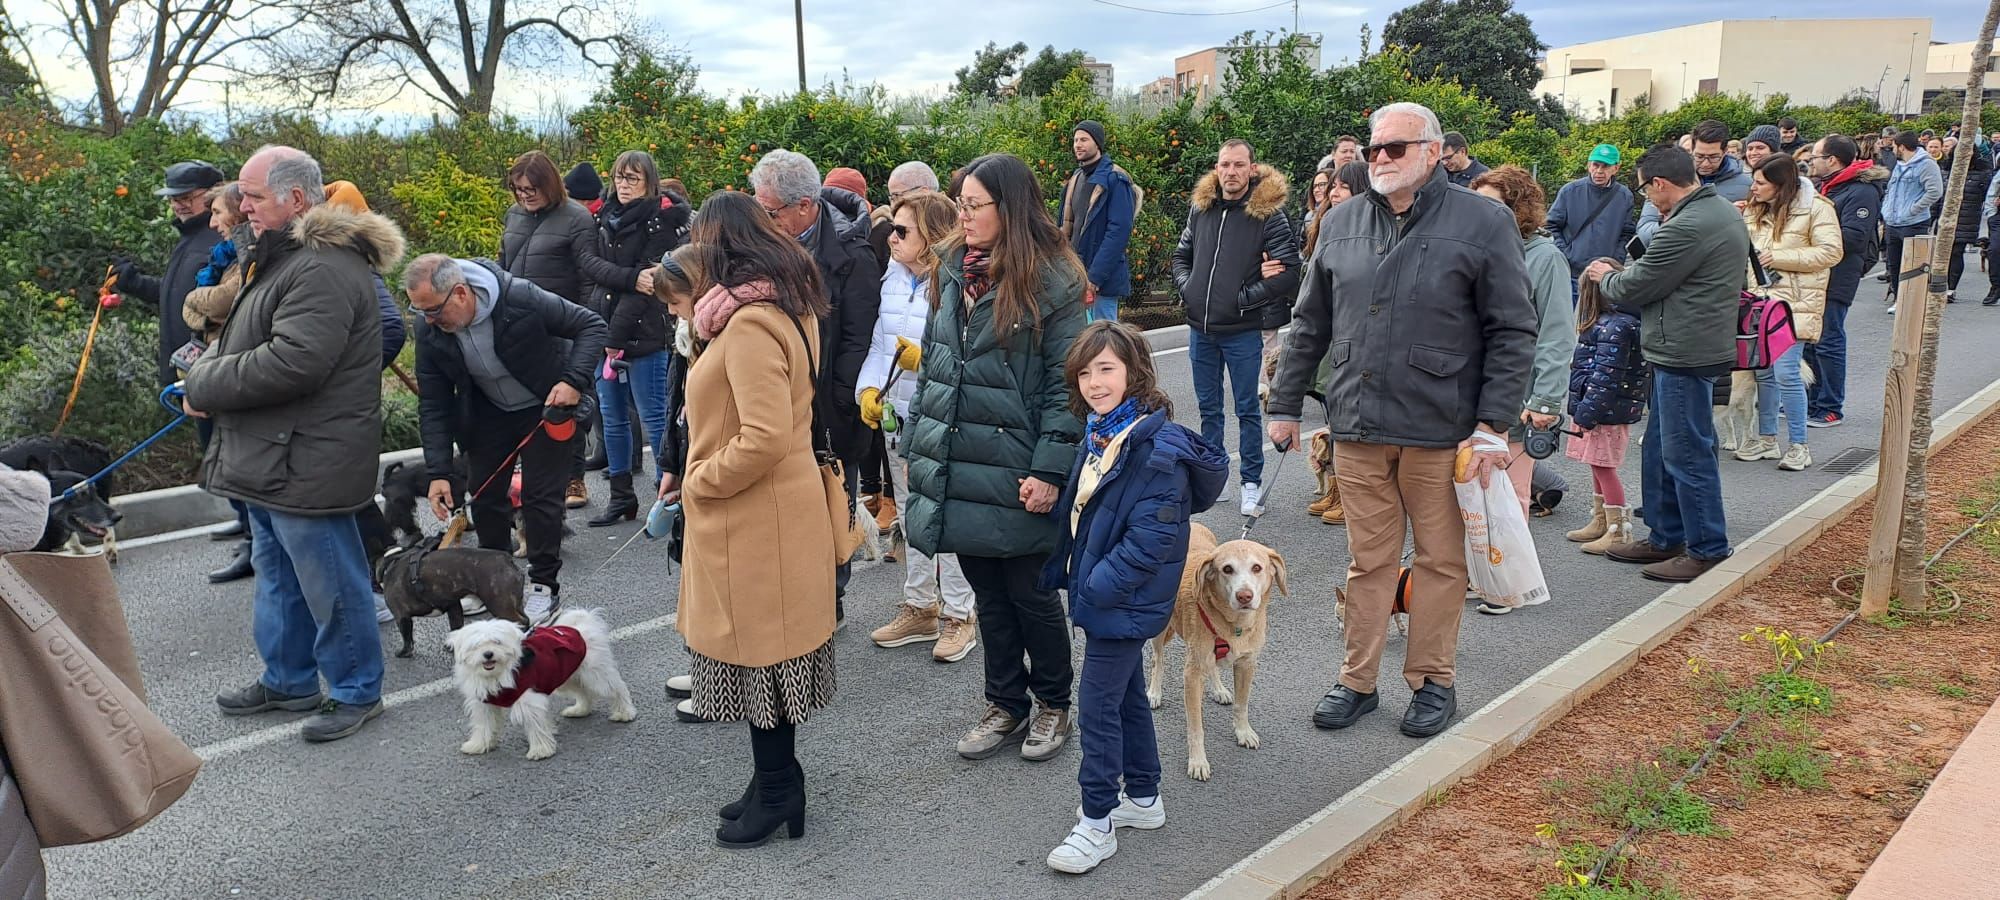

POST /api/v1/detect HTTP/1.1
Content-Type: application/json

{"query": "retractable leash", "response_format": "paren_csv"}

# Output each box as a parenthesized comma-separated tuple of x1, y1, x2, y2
(1237, 437, 1293, 540)
(58, 383, 192, 502)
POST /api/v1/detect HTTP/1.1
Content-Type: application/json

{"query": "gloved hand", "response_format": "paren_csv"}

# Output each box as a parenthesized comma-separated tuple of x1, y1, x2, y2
(112, 260, 142, 290)
(859, 387, 884, 430)
(893, 336, 922, 372)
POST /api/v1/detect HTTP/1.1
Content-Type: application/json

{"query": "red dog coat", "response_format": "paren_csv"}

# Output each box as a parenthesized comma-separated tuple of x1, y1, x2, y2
(483, 626, 588, 708)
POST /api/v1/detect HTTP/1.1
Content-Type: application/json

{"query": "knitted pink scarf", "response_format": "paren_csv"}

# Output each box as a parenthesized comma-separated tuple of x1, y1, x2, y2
(692, 279, 777, 341)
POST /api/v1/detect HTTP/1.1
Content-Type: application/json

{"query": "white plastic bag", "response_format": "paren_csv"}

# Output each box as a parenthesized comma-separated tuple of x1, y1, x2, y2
(1454, 431, 1550, 609)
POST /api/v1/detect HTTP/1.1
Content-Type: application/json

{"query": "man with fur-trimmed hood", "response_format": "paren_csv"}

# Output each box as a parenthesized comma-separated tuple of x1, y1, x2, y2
(1171, 138, 1302, 514)
(181, 145, 404, 744)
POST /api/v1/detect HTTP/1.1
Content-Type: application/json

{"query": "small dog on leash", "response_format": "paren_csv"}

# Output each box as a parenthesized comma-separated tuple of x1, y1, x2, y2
(1149, 523, 1287, 781)
(375, 537, 527, 657)
(2, 436, 119, 561)
(450, 608, 637, 760)
(1332, 569, 1413, 638)
(381, 458, 537, 555)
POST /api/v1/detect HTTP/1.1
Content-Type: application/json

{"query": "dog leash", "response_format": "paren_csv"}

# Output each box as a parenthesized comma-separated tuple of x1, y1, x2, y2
(1237, 438, 1292, 541)
(58, 383, 191, 502)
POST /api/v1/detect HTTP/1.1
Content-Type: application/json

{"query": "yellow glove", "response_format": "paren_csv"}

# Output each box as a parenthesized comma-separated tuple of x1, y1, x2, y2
(859, 386, 884, 430)
(893, 337, 922, 373)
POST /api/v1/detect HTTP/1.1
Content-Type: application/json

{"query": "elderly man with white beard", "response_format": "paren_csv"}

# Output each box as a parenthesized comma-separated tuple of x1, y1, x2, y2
(1265, 102, 1538, 740)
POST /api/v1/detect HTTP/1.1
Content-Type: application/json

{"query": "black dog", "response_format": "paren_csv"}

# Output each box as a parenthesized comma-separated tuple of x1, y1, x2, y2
(380, 458, 466, 547)
(373, 536, 528, 658)
(3, 437, 120, 559)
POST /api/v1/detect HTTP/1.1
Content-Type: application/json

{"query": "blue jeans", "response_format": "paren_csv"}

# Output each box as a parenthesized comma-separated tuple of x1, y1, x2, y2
(1189, 328, 1263, 484)
(1640, 371, 1731, 561)
(596, 351, 669, 478)
(1087, 294, 1121, 322)
(246, 506, 384, 705)
(1753, 342, 1807, 445)
(1806, 299, 1850, 418)
(1076, 636, 1159, 819)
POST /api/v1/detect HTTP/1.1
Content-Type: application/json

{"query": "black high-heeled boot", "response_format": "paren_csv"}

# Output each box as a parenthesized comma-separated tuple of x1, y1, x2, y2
(721, 762, 803, 821)
(715, 764, 804, 847)
(587, 473, 638, 527)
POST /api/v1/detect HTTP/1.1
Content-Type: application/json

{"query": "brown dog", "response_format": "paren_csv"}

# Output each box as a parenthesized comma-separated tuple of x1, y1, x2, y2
(1148, 523, 1287, 780)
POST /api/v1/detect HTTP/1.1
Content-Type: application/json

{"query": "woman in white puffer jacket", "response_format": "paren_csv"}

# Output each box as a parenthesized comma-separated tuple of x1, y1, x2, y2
(855, 192, 983, 663)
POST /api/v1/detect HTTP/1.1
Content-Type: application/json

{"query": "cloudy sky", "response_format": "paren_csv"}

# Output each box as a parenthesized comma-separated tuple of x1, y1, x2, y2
(13, 1, 1985, 121)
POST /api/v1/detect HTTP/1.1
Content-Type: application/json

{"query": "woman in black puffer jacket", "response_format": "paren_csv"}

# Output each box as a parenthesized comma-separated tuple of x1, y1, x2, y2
(578, 150, 686, 525)
(501, 150, 609, 506)
(1947, 145, 1994, 299)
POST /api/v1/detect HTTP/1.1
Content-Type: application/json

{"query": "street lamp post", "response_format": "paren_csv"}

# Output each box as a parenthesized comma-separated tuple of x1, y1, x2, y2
(795, 0, 807, 94)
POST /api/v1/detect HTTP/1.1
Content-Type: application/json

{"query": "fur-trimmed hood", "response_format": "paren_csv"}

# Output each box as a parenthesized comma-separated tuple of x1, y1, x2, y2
(289, 203, 407, 274)
(1191, 164, 1289, 218)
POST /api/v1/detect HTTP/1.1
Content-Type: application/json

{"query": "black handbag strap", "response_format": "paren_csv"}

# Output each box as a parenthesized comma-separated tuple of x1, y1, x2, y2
(787, 314, 836, 463)
(1570, 187, 1621, 237)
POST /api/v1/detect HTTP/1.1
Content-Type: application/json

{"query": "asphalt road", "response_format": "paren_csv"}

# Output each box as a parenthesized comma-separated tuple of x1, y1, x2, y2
(43, 261, 2000, 899)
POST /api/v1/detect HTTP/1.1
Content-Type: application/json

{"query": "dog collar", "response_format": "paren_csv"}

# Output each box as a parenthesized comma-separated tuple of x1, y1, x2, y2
(1197, 605, 1238, 661)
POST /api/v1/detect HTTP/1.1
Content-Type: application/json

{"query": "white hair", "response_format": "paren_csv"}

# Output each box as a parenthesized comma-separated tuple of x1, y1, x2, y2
(252, 144, 328, 207)
(1369, 103, 1444, 145)
(749, 149, 822, 206)
(405, 253, 465, 296)
(888, 160, 940, 192)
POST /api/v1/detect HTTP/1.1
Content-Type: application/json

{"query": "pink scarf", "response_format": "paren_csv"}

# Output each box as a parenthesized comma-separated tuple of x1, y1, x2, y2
(692, 279, 778, 341)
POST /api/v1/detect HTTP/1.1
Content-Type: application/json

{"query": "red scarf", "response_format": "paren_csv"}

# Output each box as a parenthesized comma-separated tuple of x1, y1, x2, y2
(1819, 158, 1875, 192)
(961, 246, 993, 306)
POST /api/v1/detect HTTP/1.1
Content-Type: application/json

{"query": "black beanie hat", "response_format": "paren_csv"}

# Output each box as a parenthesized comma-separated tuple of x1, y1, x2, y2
(1074, 120, 1108, 154)
(564, 162, 603, 202)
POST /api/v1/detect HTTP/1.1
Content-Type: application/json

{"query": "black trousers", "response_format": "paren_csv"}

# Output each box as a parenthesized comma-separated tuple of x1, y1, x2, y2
(959, 552, 1073, 718)
(858, 430, 893, 499)
(463, 392, 572, 590)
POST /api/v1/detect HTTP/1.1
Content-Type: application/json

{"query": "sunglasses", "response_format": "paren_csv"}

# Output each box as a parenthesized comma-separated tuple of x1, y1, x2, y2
(889, 224, 912, 240)
(1364, 140, 1427, 161)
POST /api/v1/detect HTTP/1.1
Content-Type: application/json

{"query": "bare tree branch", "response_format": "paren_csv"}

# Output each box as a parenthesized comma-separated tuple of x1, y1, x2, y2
(30, 0, 286, 132)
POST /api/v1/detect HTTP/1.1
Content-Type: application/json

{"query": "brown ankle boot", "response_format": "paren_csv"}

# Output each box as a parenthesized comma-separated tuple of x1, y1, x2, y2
(1567, 495, 1606, 543)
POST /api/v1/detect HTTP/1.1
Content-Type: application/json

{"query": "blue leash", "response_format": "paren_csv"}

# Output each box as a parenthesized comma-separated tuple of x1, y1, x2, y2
(57, 383, 192, 501)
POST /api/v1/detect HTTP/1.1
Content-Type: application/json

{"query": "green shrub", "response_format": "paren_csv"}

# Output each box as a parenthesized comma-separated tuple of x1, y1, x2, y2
(0, 312, 202, 491)
(390, 152, 511, 259)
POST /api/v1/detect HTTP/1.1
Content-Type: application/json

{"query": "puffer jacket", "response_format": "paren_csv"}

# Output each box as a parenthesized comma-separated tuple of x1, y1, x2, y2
(413, 261, 608, 483)
(903, 247, 1086, 559)
(805, 196, 884, 463)
(1038, 410, 1228, 639)
(1267, 165, 1538, 448)
(1744, 193, 1843, 342)
(499, 199, 602, 304)
(1599, 185, 1750, 372)
(580, 193, 683, 357)
(856, 257, 931, 415)
(183, 204, 405, 515)
(1171, 165, 1303, 334)
(1820, 162, 1887, 307)
(1951, 152, 1995, 244)
(1568, 309, 1648, 429)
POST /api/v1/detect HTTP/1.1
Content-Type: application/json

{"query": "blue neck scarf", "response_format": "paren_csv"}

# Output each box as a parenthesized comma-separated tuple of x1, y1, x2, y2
(1085, 397, 1144, 459)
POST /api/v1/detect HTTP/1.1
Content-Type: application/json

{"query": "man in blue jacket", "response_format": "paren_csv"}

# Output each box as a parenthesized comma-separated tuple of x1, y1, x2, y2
(1636, 120, 1750, 247)
(1058, 120, 1137, 322)
(1548, 144, 1636, 277)
(1881, 131, 1945, 312)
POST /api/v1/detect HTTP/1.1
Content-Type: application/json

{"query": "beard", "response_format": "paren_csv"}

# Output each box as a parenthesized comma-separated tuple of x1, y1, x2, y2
(1368, 164, 1427, 197)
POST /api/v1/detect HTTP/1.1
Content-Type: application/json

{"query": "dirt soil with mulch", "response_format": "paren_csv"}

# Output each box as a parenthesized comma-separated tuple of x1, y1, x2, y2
(1306, 417, 2000, 900)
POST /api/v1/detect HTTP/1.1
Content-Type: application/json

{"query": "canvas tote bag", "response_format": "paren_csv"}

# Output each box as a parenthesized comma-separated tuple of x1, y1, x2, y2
(0, 552, 202, 846)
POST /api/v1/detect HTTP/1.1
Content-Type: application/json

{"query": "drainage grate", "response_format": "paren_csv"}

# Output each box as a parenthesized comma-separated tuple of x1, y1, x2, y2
(1820, 448, 1879, 476)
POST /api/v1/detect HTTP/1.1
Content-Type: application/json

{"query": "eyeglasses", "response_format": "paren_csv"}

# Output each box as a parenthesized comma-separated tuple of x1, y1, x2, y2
(510, 183, 539, 196)
(889, 224, 912, 240)
(409, 300, 447, 322)
(955, 197, 994, 216)
(611, 172, 644, 185)
(1364, 140, 1427, 162)
(756, 200, 787, 219)
(1692, 152, 1725, 163)
(888, 187, 924, 202)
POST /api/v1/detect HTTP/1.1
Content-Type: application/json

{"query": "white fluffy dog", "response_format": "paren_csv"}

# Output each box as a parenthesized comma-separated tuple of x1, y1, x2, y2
(449, 609, 637, 760)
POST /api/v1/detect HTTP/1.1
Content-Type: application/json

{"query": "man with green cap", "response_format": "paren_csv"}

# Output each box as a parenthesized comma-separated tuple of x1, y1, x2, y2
(1546, 143, 1637, 277)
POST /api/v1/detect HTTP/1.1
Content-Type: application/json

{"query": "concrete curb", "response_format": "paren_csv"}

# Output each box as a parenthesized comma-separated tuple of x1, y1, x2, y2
(110, 322, 1201, 541)
(1184, 377, 2000, 900)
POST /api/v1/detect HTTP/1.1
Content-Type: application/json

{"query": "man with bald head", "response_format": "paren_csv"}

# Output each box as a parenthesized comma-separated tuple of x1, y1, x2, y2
(182, 145, 406, 743)
(1268, 103, 1536, 740)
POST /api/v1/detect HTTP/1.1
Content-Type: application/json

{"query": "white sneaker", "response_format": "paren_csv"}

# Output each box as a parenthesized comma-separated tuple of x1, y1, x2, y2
(524, 583, 557, 624)
(1733, 437, 1779, 462)
(459, 595, 487, 617)
(1239, 482, 1264, 516)
(1778, 443, 1812, 471)
(374, 592, 393, 624)
(1046, 820, 1118, 873)
(1076, 794, 1167, 830)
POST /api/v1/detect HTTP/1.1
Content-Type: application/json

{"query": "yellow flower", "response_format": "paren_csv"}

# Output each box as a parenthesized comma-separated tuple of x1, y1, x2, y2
(1534, 823, 1556, 840)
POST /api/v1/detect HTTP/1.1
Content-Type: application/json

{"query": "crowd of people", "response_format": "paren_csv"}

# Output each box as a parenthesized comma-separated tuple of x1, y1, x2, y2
(71, 97, 1989, 874)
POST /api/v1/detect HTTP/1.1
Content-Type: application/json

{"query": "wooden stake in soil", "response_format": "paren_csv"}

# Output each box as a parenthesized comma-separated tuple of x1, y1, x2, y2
(1887, 0, 1999, 612)
(1862, 233, 1932, 618)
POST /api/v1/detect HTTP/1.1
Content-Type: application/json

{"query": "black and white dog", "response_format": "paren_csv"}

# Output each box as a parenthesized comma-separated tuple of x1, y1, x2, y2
(1, 436, 120, 560)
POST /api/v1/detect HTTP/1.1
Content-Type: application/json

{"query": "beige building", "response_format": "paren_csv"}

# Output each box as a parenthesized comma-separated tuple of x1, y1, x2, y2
(1081, 57, 1115, 97)
(1537, 18, 1934, 120)
(1925, 41, 2000, 108)
(1173, 41, 1321, 104)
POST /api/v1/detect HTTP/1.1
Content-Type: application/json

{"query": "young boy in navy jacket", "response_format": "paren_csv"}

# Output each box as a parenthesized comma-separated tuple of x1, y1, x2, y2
(1040, 321, 1228, 874)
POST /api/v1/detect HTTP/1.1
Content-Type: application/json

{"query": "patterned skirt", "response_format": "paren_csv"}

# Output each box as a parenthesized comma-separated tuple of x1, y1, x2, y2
(689, 640, 837, 728)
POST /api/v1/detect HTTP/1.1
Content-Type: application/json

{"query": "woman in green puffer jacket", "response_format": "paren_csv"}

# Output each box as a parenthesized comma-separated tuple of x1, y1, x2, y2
(902, 153, 1088, 762)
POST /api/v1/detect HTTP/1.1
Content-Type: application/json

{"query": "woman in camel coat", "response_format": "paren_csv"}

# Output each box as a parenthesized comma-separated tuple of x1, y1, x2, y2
(671, 191, 836, 850)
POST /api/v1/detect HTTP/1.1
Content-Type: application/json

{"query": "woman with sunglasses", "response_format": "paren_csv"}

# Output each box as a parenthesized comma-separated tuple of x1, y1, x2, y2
(500, 149, 611, 509)
(901, 153, 1088, 764)
(857, 191, 982, 664)
(579, 150, 685, 526)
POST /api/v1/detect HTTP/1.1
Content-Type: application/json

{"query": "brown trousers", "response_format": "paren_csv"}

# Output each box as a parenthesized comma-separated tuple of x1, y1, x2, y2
(1333, 441, 1469, 694)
